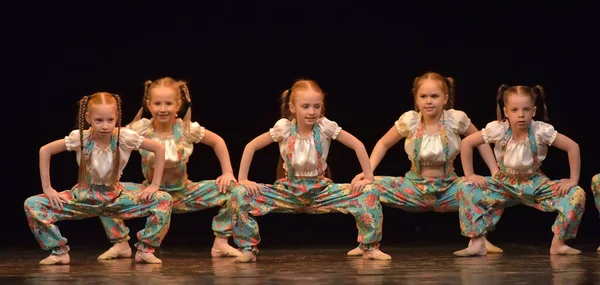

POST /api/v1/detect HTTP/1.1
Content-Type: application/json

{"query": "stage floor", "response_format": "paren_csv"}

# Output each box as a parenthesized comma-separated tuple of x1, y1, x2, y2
(2, 243, 600, 284)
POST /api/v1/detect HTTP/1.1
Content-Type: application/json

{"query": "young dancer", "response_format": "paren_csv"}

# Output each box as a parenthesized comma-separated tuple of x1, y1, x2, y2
(25, 92, 172, 265)
(347, 72, 502, 256)
(454, 85, 585, 256)
(98, 77, 240, 260)
(230, 79, 391, 262)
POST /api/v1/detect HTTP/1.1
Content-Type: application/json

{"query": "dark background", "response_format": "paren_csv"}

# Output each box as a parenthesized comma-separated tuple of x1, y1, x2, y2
(8, 2, 598, 252)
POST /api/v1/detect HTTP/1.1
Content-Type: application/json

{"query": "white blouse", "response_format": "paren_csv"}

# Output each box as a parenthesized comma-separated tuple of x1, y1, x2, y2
(270, 117, 342, 177)
(395, 109, 471, 166)
(65, 128, 144, 185)
(482, 120, 557, 175)
(128, 118, 205, 168)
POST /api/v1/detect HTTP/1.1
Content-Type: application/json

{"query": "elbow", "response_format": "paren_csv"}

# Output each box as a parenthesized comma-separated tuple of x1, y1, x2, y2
(244, 142, 256, 153)
(377, 140, 392, 151)
(354, 141, 367, 153)
(569, 141, 580, 154)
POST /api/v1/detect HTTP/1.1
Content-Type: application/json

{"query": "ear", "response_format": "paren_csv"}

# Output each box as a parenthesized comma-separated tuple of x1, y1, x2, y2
(176, 99, 183, 110)
(533, 106, 537, 117)
(443, 93, 449, 105)
(85, 111, 91, 124)
(503, 106, 507, 118)
(289, 102, 296, 114)
(145, 99, 151, 109)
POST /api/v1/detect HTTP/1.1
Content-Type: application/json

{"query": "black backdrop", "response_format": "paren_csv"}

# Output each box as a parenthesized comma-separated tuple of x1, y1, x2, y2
(8, 2, 597, 251)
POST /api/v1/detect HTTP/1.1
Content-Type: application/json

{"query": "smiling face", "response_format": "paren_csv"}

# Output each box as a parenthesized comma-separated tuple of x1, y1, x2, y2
(146, 86, 182, 125)
(289, 88, 323, 129)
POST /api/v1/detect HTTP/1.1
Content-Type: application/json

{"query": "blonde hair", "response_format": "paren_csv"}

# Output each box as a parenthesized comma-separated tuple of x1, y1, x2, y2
(77, 92, 122, 189)
(131, 77, 192, 131)
(411, 72, 455, 111)
(280, 79, 326, 120)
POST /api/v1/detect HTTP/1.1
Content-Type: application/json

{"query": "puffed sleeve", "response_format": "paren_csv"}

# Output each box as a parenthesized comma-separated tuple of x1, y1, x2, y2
(181, 120, 206, 144)
(317, 117, 342, 140)
(64, 130, 84, 151)
(481, 120, 508, 144)
(533, 121, 558, 146)
(269, 119, 293, 142)
(118, 128, 144, 151)
(126, 118, 152, 136)
(394, 110, 419, 137)
(445, 109, 472, 135)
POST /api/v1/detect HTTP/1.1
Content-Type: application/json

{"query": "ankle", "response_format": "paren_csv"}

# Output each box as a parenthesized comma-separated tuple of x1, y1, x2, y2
(213, 236, 228, 246)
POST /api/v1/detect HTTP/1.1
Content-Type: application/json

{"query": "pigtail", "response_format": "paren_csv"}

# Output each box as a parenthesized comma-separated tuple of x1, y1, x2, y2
(280, 89, 293, 120)
(532, 85, 549, 122)
(496, 84, 509, 121)
(179, 80, 192, 132)
(77, 96, 90, 189)
(412, 76, 420, 111)
(129, 80, 153, 127)
(110, 93, 123, 187)
(445, 77, 455, 109)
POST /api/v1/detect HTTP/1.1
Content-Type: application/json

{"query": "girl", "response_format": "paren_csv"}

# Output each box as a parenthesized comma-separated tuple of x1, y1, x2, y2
(229, 79, 391, 262)
(98, 77, 240, 260)
(25, 92, 172, 265)
(454, 85, 585, 256)
(346, 72, 502, 256)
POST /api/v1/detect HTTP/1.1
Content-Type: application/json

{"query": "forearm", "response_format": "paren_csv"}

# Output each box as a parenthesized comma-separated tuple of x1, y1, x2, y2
(39, 150, 51, 191)
(149, 148, 166, 187)
(213, 139, 234, 175)
(238, 145, 255, 181)
(355, 144, 374, 179)
(461, 145, 476, 177)
(567, 147, 581, 183)
(476, 144, 498, 174)
(368, 142, 388, 173)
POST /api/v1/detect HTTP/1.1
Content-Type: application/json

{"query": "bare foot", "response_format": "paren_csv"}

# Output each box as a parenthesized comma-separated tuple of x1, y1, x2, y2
(40, 253, 71, 265)
(362, 249, 392, 260)
(234, 251, 257, 263)
(135, 251, 162, 264)
(98, 241, 132, 260)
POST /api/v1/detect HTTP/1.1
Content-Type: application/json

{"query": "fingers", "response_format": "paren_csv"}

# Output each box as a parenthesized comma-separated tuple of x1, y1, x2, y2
(49, 195, 64, 210)
(218, 180, 227, 194)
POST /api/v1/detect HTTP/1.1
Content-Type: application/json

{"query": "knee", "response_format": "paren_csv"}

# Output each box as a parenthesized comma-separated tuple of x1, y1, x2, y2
(229, 185, 250, 212)
(457, 182, 477, 200)
(592, 174, 600, 192)
(153, 192, 173, 211)
(568, 186, 586, 206)
(362, 184, 379, 196)
(24, 195, 42, 212)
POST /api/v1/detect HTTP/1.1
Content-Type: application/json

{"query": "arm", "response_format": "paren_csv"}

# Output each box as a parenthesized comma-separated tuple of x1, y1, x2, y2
(238, 132, 274, 181)
(369, 126, 403, 172)
(200, 129, 234, 177)
(335, 130, 374, 180)
(551, 133, 580, 183)
(39, 139, 68, 209)
(460, 131, 487, 178)
(351, 125, 403, 183)
(464, 124, 498, 175)
(200, 129, 237, 192)
(139, 138, 165, 189)
(39, 139, 68, 193)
